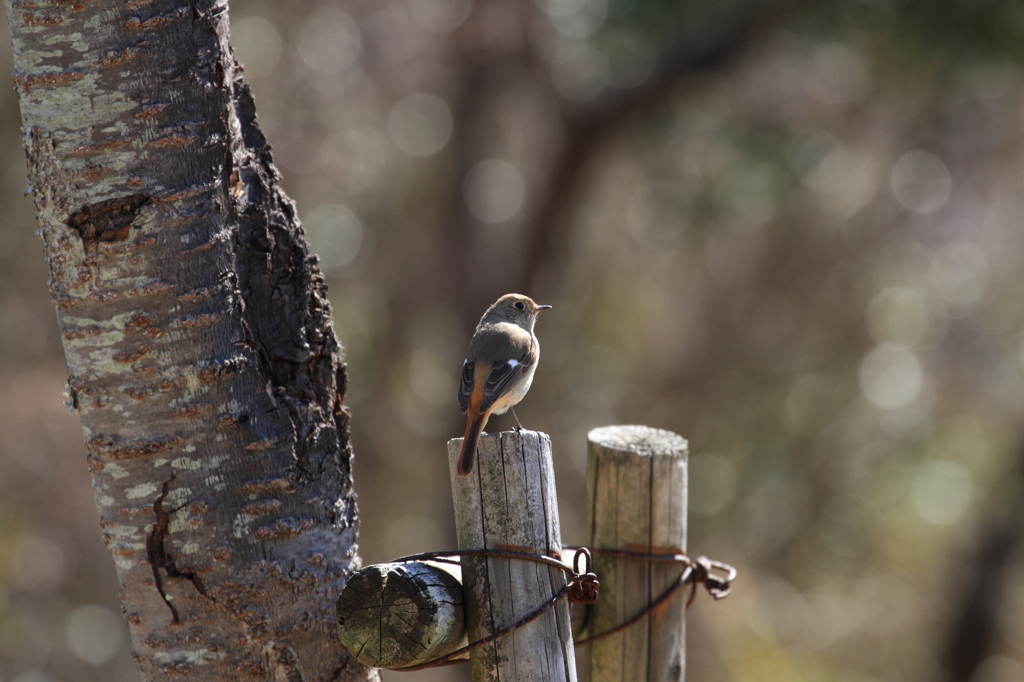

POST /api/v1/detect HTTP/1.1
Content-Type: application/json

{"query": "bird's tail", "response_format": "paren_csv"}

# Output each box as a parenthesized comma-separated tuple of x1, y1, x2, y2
(457, 412, 489, 476)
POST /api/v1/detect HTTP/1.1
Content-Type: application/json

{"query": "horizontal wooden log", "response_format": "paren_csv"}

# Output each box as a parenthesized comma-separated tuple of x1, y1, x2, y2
(336, 561, 467, 669)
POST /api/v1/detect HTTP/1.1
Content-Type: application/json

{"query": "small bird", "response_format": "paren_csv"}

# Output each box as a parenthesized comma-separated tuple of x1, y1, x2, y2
(456, 293, 551, 476)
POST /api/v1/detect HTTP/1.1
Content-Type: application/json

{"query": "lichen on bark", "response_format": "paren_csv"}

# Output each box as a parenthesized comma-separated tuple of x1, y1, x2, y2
(4, 0, 376, 679)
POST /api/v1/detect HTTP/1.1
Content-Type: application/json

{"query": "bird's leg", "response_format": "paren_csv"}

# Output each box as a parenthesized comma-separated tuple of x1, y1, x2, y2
(511, 407, 524, 432)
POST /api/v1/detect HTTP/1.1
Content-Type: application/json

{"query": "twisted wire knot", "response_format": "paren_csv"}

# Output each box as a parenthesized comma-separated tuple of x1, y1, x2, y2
(690, 555, 736, 601)
(568, 547, 600, 604)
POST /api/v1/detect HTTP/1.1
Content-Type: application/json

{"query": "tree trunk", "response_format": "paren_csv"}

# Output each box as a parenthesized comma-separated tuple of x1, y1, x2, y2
(4, 0, 377, 679)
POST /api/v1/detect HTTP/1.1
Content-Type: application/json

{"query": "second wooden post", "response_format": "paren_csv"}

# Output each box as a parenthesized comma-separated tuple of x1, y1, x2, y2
(449, 429, 577, 682)
(586, 425, 689, 682)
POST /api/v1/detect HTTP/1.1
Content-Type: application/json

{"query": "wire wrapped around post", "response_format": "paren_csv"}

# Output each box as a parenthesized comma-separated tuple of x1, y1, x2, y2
(571, 549, 736, 646)
(335, 546, 735, 671)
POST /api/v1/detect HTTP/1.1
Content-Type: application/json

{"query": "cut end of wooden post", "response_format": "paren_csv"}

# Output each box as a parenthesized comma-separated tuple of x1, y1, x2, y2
(447, 428, 543, 448)
(336, 561, 466, 670)
(587, 425, 688, 458)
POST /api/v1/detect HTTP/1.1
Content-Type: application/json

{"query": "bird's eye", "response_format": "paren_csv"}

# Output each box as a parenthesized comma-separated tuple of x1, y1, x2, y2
(514, 301, 525, 310)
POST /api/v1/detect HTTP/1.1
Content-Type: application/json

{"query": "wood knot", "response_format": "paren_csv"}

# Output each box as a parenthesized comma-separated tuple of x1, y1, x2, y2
(67, 194, 149, 244)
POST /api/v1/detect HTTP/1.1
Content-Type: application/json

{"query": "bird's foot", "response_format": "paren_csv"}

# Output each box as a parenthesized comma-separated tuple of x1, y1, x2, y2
(511, 407, 525, 432)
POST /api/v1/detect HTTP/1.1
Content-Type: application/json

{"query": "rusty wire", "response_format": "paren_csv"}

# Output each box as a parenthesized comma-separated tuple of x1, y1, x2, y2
(381, 545, 736, 671)
(568, 548, 736, 646)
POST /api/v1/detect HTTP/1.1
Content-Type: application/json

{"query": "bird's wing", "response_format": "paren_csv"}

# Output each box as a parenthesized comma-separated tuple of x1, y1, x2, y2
(458, 360, 475, 415)
(480, 357, 530, 412)
(475, 323, 535, 412)
(463, 322, 536, 413)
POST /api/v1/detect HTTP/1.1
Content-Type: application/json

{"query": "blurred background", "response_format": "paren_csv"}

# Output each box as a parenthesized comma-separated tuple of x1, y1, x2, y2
(4, 0, 1024, 680)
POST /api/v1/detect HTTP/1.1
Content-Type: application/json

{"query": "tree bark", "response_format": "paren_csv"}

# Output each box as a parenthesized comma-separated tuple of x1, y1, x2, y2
(4, 0, 377, 679)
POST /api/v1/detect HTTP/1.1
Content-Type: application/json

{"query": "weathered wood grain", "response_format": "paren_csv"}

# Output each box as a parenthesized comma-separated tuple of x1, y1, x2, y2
(449, 430, 577, 682)
(336, 561, 467, 669)
(586, 425, 688, 682)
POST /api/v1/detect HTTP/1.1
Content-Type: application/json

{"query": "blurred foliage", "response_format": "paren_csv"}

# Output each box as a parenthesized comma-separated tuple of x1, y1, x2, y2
(3, 1, 1024, 681)
(830, 0, 1024, 61)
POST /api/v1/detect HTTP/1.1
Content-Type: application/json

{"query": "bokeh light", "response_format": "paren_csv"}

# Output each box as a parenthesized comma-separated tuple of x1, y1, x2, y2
(889, 150, 953, 214)
(66, 605, 126, 665)
(866, 287, 931, 346)
(297, 7, 361, 76)
(910, 460, 973, 526)
(302, 204, 364, 272)
(859, 344, 924, 410)
(388, 93, 454, 158)
(463, 159, 526, 223)
(231, 16, 282, 80)
(11, 537, 66, 594)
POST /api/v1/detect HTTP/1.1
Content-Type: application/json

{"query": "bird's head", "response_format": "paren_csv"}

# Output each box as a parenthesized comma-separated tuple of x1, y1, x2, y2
(483, 293, 551, 329)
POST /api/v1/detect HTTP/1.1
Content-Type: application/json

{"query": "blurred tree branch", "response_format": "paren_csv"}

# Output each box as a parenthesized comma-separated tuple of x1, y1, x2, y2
(430, 0, 812, 331)
(942, 447, 1024, 682)
(517, 0, 799, 304)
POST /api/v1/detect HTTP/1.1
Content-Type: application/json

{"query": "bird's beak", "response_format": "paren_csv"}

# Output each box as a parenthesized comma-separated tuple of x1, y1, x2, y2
(535, 304, 552, 312)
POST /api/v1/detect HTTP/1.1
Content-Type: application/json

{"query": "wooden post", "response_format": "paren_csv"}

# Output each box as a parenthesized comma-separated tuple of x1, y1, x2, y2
(586, 425, 689, 682)
(449, 430, 577, 682)
(336, 561, 467, 669)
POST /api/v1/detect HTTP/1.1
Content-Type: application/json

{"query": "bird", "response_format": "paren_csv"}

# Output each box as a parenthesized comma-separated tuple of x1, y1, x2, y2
(456, 293, 551, 476)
